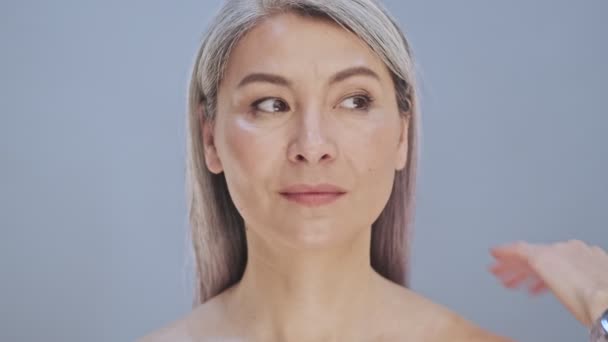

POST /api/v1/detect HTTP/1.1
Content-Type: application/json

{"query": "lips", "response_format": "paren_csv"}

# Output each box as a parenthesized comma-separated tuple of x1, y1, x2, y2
(279, 184, 347, 207)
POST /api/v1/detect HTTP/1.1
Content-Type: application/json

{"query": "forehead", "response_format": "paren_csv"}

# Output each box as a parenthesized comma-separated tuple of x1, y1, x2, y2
(221, 12, 392, 86)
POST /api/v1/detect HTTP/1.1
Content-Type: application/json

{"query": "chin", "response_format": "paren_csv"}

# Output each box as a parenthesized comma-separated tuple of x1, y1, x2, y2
(276, 220, 366, 251)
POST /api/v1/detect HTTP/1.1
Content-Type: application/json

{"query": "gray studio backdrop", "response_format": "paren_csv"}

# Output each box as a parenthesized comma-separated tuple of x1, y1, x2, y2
(1, 0, 606, 341)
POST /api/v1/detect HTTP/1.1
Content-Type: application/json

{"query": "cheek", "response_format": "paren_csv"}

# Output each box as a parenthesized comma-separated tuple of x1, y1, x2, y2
(217, 117, 279, 219)
(222, 118, 264, 178)
(349, 116, 400, 176)
(345, 116, 401, 220)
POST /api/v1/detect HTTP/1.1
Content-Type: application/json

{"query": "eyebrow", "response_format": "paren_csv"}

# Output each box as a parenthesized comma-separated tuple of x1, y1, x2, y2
(236, 66, 381, 89)
(329, 66, 381, 85)
(237, 73, 291, 88)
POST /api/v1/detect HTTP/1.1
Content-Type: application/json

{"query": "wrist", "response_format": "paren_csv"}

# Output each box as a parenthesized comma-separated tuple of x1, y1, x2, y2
(590, 307, 608, 342)
(589, 289, 608, 325)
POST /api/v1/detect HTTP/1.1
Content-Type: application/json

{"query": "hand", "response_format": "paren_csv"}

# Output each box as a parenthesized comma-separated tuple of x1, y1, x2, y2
(488, 239, 608, 327)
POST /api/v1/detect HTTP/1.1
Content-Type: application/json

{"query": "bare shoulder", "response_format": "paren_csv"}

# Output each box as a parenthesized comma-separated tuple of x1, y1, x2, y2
(377, 278, 514, 342)
(437, 312, 515, 342)
(136, 295, 232, 342)
(136, 316, 192, 342)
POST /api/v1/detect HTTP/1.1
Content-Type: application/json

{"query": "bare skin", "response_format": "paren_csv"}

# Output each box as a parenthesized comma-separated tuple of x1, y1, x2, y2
(490, 240, 608, 328)
(139, 278, 512, 341)
(139, 12, 513, 342)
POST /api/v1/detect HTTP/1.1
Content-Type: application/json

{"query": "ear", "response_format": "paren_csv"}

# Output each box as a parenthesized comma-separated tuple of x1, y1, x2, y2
(199, 105, 224, 174)
(395, 113, 410, 171)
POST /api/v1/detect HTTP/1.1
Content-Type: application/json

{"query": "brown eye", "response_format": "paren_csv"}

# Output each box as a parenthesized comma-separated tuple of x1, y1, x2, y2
(252, 97, 290, 113)
(340, 94, 373, 111)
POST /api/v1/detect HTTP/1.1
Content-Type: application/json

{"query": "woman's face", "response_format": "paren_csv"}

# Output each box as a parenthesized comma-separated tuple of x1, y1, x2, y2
(204, 12, 409, 250)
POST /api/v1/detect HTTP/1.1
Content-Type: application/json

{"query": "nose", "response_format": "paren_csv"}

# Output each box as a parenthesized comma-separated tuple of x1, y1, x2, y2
(287, 108, 337, 165)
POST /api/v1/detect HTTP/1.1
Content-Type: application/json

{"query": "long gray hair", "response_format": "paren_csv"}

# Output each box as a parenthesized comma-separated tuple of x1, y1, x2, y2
(186, 0, 420, 306)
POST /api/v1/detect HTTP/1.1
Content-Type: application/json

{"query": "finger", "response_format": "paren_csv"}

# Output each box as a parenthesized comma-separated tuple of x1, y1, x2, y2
(502, 270, 530, 289)
(490, 263, 529, 285)
(490, 241, 540, 261)
(489, 261, 526, 277)
(528, 278, 548, 295)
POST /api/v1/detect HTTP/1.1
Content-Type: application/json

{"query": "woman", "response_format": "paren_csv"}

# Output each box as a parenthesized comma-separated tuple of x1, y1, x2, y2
(140, 0, 608, 340)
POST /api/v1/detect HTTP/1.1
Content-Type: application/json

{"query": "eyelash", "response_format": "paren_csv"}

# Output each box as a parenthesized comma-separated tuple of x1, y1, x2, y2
(250, 97, 290, 115)
(249, 93, 375, 116)
(342, 93, 375, 111)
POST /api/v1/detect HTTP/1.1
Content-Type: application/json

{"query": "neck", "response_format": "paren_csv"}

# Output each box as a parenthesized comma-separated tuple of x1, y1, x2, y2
(224, 224, 383, 341)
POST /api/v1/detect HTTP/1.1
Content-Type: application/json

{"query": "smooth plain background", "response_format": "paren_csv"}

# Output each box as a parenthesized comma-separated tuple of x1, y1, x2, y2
(1, 0, 606, 341)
